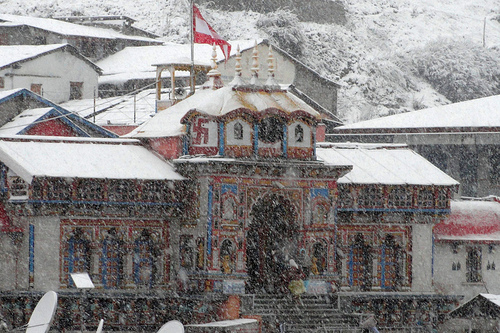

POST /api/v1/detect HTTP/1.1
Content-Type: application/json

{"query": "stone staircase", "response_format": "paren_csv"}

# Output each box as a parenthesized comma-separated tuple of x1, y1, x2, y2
(240, 294, 363, 333)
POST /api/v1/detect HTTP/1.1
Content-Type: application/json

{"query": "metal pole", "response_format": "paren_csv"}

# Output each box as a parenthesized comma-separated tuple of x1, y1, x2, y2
(133, 85, 136, 123)
(190, 0, 195, 94)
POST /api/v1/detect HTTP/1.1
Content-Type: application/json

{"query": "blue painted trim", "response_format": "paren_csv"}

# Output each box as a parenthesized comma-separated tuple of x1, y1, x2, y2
(221, 184, 238, 195)
(219, 122, 225, 156)
(282, 124, 287, 158)
(313, 126, 317, 158)
(207, 185, 213, 256)
(183, 125, 190, 155)
(24, 199, 182, 206)
(432, 232, 435, 280)
(337, 207, 450, 214)
(29, 224, 34, 278)
(18, 108, 90, 137)
(380, 246, 387, 289)
(253, 124, 259, 157)
(133, 240, 153, 287)
(4, 89, 118, 138)
(348, 246, 354, 286)
(311, 188, 329, 199)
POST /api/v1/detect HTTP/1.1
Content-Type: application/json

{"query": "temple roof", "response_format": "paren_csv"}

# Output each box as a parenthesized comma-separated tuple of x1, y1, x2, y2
(129, 86, 320, 138)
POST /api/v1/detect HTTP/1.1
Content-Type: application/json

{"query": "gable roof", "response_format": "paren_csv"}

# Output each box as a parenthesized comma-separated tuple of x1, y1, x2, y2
(128, 86, 320, 138)
(450, 294, 500, 319)
(316, 142, 459, 186)
(0, 88, 117, 138)
(0, 44, 102, 74)
(0, 137, 184, 183)
(335, 94, 500, 133)
(434, 199, 500, 242)
(0, 14, 162, 44)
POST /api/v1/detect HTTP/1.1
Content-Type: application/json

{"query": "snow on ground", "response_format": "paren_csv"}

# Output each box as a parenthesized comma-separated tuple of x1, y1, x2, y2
(1, 0, 498, 124)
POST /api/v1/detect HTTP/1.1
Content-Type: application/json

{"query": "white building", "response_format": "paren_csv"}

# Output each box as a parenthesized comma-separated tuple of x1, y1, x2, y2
(434, 199, 500, 302)
(0, 44, 101, 103)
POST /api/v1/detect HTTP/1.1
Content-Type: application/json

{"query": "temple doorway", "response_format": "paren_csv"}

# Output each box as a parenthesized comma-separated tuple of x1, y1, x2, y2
(246, 194, 298, 293)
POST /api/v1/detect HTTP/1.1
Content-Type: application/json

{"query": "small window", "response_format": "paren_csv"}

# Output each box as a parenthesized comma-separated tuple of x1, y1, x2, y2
(466, 246, 482, 283)
(70, 82, 83, 100)
(30, 84, 42, 95)
(258, 117, 283, 143)
(234, 122, 243, 140)
(0, 77, 4, 89)
(295, 125, 304, 142)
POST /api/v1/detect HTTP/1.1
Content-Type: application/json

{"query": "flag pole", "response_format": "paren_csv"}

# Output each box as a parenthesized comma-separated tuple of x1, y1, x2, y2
(190, 0, 195, 95)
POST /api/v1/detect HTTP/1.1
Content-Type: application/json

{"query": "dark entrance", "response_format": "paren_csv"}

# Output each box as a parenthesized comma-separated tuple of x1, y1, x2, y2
(246, 194, 298, 293)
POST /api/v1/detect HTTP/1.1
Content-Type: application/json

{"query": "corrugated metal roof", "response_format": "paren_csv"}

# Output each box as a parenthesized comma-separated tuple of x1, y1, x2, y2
(316, 142, 459, 186)
(0, 138, 184, 183)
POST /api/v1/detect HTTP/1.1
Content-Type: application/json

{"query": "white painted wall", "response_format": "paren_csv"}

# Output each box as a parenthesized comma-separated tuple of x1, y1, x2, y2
(0, 49, 99, 103)
(31, 217, 61, 291)
(220, 44, 296, 85)
(434, 242, 500, 302)
(411, 224, 434, 292)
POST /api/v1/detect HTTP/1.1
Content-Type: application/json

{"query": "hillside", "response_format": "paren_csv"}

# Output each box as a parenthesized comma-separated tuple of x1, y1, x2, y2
(1, 0, 499, 123)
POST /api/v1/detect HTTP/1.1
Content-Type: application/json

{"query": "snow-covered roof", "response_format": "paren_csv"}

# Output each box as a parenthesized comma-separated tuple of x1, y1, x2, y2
(316, 142, 459, 186)
(129, 86, 320, 138)
(0, 44, 65, 69)
(434, 199, 500, 242)
(336, 94, 500, 132)
(0, 137, 183, 183)
(0, 88, 24, 101)
(97, 40, 259, 77)
(0, 107, 53, 136)
(61, 88, 162, 126)
(0, 14, 161, 43)
(0, 44, 101, 73)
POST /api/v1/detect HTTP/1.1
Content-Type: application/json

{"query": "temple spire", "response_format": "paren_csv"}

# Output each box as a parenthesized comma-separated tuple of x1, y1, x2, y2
(229, 44, 246, 87)
(202, 44, 224, 90)
(265, 44, 279, 89)
(249, 40, 261, 86)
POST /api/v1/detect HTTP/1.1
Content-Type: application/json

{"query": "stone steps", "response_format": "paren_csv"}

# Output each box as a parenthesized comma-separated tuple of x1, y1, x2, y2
(241, 294, 361, 332)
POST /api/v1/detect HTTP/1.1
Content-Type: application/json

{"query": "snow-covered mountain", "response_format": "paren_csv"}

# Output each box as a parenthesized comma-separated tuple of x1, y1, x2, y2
(1, 0, 499, 123)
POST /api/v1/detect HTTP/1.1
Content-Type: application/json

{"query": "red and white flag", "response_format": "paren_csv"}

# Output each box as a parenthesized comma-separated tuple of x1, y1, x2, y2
(193, 4, 231, 62)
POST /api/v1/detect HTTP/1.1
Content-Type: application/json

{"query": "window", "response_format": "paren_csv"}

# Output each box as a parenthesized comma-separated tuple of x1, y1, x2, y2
(380, 234, 403, 290)
(294, 124, 304, 143)
(9, 176, 28, 198)
(358, 186, 384, 207)
(348, 233, 372, 291)
(134, 229, 159, 287)
(311, 241, 327, 275)
(108, 180, 136, 202)
(418, 189, 434, 208)
(100, 228, 124, 288)
(0, 77, 4, 89)
(466, 246, 482, 283)
(30, 84, 42, 95)
(70, 82, 83, 100)
(258, 117, 283, 143)
(47, 178, 71, 201)
(220, 239, 235, 274)
(388, 187, 412, 208)
(63, 228, 91, 287)
(234, 122, 243, 140)
(76, 179, 103, 201)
